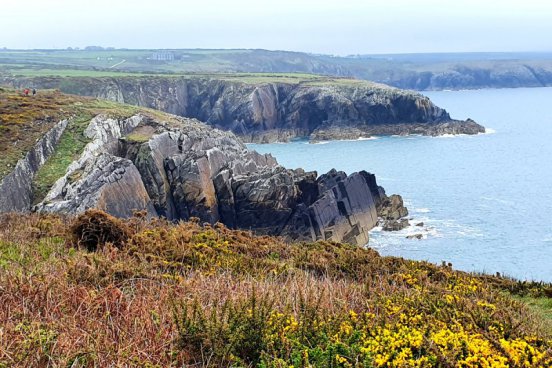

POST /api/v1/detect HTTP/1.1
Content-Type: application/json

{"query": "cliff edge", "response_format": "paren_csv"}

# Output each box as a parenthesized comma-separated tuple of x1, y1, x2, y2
(0, 89, 407, 245)
(2, 76, 485, 143)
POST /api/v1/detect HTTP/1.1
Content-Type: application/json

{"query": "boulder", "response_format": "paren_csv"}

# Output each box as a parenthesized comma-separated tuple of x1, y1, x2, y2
(382, 219, 410, 232)
(378, 194, 409, 220)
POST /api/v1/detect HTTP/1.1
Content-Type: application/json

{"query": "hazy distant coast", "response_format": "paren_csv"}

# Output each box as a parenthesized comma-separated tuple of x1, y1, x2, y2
(2, 48, 552, 90)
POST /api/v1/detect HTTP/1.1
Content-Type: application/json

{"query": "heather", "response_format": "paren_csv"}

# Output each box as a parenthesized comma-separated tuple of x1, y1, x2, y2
(0, 211, 551, 367)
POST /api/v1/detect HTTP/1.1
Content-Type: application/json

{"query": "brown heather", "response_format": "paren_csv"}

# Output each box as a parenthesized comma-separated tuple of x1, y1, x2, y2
(0, 211, 551, 367)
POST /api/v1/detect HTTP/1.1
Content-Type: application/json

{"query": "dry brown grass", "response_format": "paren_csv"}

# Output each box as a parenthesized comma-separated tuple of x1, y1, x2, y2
(70, 209, 132, 251)
(0, 88, 144, 183)
(0, 212, 551, 367)
(0, 90, 87, 178)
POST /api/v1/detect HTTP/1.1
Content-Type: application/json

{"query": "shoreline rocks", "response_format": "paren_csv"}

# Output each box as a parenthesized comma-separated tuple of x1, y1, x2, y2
(383, 219, 410, 232)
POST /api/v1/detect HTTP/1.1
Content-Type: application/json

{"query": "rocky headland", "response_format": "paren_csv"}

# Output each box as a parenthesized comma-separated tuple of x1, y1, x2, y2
(0, 89, 407, 246)
(2, 76, 485, 142)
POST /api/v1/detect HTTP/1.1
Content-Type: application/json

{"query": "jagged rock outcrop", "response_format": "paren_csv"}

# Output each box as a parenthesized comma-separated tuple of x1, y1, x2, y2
(378, 194, 409, 221)
(37, 115, 157, 218)
(0, 119, 68, 212)
(29, 113, 406, 245)
(383, 219, 410, 232)
(377, 194, 411, 232)
(2, 76, 485, 142)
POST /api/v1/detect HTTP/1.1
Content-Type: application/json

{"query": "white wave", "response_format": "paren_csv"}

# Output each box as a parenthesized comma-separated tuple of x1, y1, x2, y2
(433, 133, 471, 139)
(434, 219, 483, 238)
(432, 128, 495, 139)
(370, 217, 440, 240)
(436, 134, 456, 138)
(307, 136, 379, 144)
(370, 225, 383, 233)
(415, 208, 431, 213)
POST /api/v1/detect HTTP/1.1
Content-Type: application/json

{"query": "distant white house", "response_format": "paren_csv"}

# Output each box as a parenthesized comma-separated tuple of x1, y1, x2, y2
(149, 51, 175, 61)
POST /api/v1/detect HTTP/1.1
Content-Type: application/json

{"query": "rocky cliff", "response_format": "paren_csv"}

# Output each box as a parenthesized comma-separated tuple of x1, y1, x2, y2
(36, 113, 405, 245)
(0, 119, 68, 212)
(0, 90, 407, 245)
(3, 76, 484, 142)
(370, 64, 552, 91)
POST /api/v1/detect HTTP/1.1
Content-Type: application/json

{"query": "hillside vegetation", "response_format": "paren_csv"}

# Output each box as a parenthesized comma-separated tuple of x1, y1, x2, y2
(0, 88, 188, 205)
(1, 211, 551, 367)
(2, 49, 552, 90)
(0, 88, 141, 181)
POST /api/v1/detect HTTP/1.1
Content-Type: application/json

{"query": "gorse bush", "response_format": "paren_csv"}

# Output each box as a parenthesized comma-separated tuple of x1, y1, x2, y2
(0, 211, 551, 367)
(70, 209, 131, 251)
(173, 275, 552, 367)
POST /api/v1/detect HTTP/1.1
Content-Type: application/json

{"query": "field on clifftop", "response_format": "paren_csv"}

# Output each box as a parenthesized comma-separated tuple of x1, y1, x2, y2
(1, 211, 552, 367)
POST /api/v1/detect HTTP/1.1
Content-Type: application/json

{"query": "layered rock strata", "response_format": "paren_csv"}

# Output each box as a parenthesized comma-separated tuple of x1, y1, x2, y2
(0, 119, 68, 212)
(3, 76, 485, 142)
(20, 113, 407, 245)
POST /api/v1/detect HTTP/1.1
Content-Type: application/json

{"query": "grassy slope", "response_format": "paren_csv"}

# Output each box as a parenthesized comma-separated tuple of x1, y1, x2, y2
(0, 89, 91, 180)
(0, 88, 175, 204)
(0, 212, 551, 367)
(30, 99, 144, 203)
(2, 67, 374, 87)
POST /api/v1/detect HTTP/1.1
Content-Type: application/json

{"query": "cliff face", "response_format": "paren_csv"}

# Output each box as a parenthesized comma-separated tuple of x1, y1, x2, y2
(0, 109, 404, 246)
(3, 76, 484, 142)
(373, 64, 552, 91)
(0, 119, 68, 212)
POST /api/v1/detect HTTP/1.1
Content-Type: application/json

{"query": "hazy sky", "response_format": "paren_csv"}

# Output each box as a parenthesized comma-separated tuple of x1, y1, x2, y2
(2, 0, 552, 54)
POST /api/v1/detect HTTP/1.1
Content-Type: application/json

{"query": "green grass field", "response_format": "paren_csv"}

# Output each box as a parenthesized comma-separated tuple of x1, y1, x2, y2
(2, 48, 552, 91)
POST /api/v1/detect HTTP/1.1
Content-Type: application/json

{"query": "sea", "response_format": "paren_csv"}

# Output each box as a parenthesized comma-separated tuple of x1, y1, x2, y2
(249, 87, 552, 282)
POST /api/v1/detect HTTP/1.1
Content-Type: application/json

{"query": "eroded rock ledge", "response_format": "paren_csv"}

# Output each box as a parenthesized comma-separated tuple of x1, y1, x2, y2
(3, 76, 485, 143)
(30, 114, 407, 245)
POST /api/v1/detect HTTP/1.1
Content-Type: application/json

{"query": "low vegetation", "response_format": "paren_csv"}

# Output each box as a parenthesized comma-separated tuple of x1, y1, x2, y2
(0, 88, 87, 179)
(0, 88, 172, 203)
(1, 211, 551, 367)
(0, 88, 141, 181)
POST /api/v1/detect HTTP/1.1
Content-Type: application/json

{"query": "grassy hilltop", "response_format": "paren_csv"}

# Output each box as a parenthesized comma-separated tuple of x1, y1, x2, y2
(0, 211, 552, 367)
(0, 88, 136, 181)
(2, 48, 552, 90)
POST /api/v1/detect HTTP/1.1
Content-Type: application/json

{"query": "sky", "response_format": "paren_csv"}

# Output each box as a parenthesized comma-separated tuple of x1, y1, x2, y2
(2, 0, 552, 55)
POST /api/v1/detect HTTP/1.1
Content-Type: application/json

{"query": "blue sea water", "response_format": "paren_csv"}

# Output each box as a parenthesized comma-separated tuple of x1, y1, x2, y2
(249, 87, 552, 282)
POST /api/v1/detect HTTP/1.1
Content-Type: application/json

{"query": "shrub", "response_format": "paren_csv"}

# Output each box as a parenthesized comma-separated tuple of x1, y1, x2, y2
(70, 209, 131, 251)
